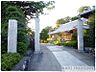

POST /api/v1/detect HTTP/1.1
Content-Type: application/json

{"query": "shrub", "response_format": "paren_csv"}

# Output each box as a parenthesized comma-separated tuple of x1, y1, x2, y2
(56, 42, 62, 46)
(56, 40, 77, 48)
(17, 42, 27, 55)
(51, 40, 60, 45)
(63, 41, 77, 48)
(1, 23, 8, 54)
(1, 53, 22, 71)
(1, 4, 29, 54)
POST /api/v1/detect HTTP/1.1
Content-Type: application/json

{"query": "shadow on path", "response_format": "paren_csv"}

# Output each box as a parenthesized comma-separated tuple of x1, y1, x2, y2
(28, 45, 61, 71)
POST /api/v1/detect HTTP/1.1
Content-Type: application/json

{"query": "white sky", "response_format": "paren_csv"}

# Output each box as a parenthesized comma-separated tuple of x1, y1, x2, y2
(27, 0, 96, 32)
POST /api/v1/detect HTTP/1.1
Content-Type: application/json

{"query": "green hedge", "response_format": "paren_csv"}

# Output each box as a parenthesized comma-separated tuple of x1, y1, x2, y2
(52, 40, 59, 45)
(1, 53, 22, 71)
(17, 42, 27, 55)
(63, 41, 77, 47)
(56, 41, 77, 48)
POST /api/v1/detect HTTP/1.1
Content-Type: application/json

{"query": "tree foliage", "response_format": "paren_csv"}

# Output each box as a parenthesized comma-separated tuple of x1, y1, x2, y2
(56, 16, 71, 28)
(40, 26, 53, 43)
(55, 6, 95, 48)
(56, 16, 78, 28)
(1, 1, 55, 20)
(1, 4, 27, 54)
(78, 6, 91, 13)
(87, 14, 95, 47)
(27, 27, 35, 38)
(71, 16, 78, 21)
(1, 1, 55, 54)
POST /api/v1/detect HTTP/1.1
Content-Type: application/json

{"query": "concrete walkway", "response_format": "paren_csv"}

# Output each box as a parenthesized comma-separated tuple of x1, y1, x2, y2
(46, 44, 94, 71)
(47, 45, 94, 66)
(28, 44, 61, 71)
(12, 43, 94, 71)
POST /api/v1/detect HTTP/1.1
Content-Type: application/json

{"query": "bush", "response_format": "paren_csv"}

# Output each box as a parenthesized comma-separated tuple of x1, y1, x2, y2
(17, 42, 27, 55)
(56, 42, 62, 45)
(56, 40, 77, 48)
(1, 53, 22, 71)
(51, 40, 60, 45)
(1, 4, 29, 54)
(1, 23, 8, 54)
(63, 41, 77, 48)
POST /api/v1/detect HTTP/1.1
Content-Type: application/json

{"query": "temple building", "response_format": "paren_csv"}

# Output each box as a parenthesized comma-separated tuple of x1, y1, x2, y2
(48, 18, 89, 42)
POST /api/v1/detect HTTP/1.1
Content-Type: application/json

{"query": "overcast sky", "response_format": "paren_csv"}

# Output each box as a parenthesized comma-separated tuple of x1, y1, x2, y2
(27, 0, 96, 32)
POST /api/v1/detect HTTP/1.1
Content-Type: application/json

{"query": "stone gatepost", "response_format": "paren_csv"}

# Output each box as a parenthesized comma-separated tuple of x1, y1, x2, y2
(35, 13, 40, 53)
(8, 19, 17, 53)
(77, 19, 84, 52)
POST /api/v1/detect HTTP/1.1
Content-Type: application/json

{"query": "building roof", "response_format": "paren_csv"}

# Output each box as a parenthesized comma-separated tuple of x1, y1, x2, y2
(79, 9, 95, 18)
(48, 8, 95, 35)
(48, 18, 89, 35)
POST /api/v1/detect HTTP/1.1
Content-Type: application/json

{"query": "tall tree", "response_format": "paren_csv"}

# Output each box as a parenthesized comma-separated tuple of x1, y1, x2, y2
(40, 26, 53, 43)
(78, 6, 91, 13)
(87, 14, 95, 47)
(1, 1, 55, 53)
(56, 16, 71, 28)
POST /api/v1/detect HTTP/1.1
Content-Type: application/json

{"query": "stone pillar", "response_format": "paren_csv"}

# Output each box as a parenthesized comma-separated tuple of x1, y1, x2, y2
(35, 14, 40, 53)
(8, 19, 17, 53)
(77, 19, 84, 52)
(95, 17, 96, 69)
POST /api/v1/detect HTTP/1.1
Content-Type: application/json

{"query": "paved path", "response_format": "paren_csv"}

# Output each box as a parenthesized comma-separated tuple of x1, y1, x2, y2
(46, 44, 94, 71)
(47, 46, 87, 66)
(28, 44, 94, 71)
(12, 43, 94, 71)
(28, 45, 61, 71)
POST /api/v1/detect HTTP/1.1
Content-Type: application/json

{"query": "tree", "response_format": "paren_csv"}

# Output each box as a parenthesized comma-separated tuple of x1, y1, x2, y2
(71, 16, 78, 21)
(56, 16, 71, 28)
(87, 14, 95, 47)
(40, 26, 53, 43)
(78, 6, 91, 13)
(27, 27, 34, 38)
(1, 1, 55, 54)
(56, 16, 78, 28)
(1, 4, 28, 54)
(1, 1, 55, 21)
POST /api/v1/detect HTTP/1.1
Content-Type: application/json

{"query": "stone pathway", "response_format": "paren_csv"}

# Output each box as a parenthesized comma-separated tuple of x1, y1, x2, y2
(28, 45, 61, 71)
(46, 44, 94, 71)
(12, 44, 95, 71)
(47, 45, 95, 66)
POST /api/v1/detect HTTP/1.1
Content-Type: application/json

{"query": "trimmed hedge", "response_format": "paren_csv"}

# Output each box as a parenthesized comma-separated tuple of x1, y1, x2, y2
(63, 41, 77, 47)
(52, 40, 59, 45)
(56, 41, 77, 48)
(1, 53, 22, 71)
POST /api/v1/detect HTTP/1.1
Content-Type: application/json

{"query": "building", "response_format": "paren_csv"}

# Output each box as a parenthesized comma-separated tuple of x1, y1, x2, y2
(48, 18, 89, 42)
